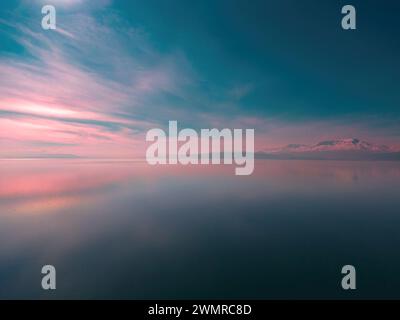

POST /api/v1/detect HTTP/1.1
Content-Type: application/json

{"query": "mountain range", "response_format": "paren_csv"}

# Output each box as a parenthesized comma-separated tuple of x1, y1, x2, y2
(256, 138, 400, 160)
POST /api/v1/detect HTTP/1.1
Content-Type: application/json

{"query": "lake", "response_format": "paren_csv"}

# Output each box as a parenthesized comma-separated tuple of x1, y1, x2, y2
(0, 159, 400, 299)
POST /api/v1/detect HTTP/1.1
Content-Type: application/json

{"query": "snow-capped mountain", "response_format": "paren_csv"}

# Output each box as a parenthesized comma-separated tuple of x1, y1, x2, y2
(257, 138, 399, 160)
(275, 138, 391, 153)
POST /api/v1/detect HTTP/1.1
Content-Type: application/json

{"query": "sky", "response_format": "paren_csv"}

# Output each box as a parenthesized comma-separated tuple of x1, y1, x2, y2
(0, 0, 399, 158)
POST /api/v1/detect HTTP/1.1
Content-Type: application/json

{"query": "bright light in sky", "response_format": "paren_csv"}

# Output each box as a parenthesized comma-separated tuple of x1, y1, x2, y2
(1, 101, 77, 117)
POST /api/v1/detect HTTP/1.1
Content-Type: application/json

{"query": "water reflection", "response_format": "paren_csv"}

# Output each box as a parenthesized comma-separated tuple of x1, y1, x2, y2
(0, 160, 400, 299)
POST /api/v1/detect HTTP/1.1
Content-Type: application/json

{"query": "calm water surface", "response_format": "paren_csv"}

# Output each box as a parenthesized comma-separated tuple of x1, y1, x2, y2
(0, 159, 400, 299)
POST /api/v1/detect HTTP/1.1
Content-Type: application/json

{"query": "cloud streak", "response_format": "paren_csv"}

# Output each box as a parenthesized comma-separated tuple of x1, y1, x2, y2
(0, 6, 195, 158)
(1, 2, 400, 159)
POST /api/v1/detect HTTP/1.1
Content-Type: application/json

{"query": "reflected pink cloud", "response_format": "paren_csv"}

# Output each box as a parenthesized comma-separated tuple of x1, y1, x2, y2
(0, 159, 236, 215)
(1, 159, 400, 216)
(0, 160, 138, 215)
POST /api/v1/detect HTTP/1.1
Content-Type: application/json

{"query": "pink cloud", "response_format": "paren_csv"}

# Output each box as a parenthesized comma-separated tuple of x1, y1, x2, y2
(0, 11, 193, 159)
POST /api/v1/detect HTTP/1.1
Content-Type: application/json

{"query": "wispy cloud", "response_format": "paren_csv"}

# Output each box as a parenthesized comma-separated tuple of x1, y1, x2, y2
(0, 6, 194, 158)
(1, 2, 400, 159)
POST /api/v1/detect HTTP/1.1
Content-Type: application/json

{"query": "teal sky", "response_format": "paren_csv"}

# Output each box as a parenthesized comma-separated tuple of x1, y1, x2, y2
(0, 0, 400, 158)
(114, 0, 400, 118)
